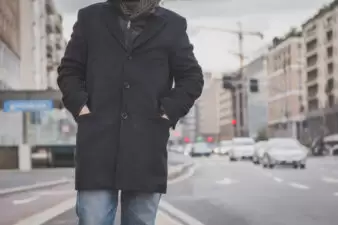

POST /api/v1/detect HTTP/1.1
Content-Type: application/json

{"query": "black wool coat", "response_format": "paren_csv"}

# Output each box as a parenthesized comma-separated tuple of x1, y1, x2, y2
(57, 2, 203, 193)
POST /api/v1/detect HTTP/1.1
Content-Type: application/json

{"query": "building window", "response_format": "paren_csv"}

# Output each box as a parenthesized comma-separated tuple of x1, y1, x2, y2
(327, 30, 333, 42)
(328, 62, 334, 74)
(327, 46, 333, 58)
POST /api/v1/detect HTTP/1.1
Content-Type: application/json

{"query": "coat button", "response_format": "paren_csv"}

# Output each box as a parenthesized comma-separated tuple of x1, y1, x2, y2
(124, 82, 130, 89)
(121, 112, 128, 119)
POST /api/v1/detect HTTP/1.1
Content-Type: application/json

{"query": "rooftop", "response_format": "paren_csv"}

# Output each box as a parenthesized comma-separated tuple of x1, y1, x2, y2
(302, 0, 338, 27)
(269, 28, 302, 50)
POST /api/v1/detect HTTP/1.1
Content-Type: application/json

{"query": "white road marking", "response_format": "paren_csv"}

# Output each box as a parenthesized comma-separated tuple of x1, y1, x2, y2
(289, 182, 310, 190)
(36, 190, 75, 196)
(160, 200, 206, 225)
(273, 177, 283, 183)
(216, 178, 238, 185)
(13, 196, 40, 205)
(168, 164, 196, 185)
(13, 197, 76, 225)
(322, 177, 338, 184)
(334, 192, 338, 196)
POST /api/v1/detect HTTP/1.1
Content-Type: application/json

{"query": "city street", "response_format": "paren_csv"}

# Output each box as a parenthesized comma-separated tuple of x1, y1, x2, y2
(164, 156, 338, 225)
(1, 155, 337, 225)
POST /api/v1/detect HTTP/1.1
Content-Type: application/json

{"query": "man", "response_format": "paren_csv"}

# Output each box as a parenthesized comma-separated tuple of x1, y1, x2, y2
(57, 0, 203, 224)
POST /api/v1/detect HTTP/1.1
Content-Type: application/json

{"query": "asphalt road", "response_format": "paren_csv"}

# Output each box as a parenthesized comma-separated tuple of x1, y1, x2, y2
(164, 156, 338, 225)
(2, 155, 337, 225)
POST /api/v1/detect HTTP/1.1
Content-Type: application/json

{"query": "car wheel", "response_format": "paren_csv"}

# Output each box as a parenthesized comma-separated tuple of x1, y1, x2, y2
(293, 164, 299, 169)
(269, 163, 275, 169)
(300, 164, 306, 169)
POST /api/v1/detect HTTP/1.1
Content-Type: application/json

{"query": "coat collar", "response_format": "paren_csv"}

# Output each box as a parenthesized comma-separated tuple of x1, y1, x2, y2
(101, 3, 167, 52)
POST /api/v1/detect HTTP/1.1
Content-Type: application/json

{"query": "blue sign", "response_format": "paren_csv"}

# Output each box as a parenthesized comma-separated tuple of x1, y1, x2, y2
(3, 100, 53, 112)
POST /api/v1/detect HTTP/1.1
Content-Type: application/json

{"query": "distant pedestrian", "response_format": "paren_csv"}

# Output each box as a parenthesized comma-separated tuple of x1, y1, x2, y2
(57, 0, 203, 224)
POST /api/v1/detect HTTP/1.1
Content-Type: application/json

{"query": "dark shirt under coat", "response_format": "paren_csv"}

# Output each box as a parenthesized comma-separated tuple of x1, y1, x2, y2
(57, 2, 204, 193)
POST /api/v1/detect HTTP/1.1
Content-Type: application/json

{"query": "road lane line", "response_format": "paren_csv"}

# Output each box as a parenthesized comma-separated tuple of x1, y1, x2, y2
(160, 200, 206, 225)
(334, 192, 338, 196)
(289, 182, 310, 190)
(0, 178, 71, 196)
(216, 178, 238, 185)
(322, 177, 338, 184)
(13, 196, 40, 205)
(13, 197, 76, 225)
(273, 177, 283, 183)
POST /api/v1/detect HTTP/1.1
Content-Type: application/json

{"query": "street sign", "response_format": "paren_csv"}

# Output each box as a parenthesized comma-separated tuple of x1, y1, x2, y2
(3, 100, 53, 112)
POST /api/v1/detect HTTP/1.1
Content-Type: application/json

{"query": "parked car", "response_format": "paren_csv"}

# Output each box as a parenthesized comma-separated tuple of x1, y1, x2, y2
(252, 140, 268, 164)
(190, 142, 212, 157)
(228, 137, 255, 161)
(217, 140, 232, 155)
(262, 138, 308, 169)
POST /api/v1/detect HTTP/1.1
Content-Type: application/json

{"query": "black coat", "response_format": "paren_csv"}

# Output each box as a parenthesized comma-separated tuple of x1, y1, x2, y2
(57, 2, 203, 193)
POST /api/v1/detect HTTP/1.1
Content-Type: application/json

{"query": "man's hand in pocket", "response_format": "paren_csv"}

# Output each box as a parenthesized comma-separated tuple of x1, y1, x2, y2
(79, 105, 91, 116)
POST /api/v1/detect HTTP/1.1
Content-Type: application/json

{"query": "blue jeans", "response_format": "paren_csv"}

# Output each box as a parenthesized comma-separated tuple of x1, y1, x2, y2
(76, 190, 161, 225)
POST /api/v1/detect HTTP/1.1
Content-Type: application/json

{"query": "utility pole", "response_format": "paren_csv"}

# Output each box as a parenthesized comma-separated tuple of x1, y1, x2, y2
(197, 22, 263, 137)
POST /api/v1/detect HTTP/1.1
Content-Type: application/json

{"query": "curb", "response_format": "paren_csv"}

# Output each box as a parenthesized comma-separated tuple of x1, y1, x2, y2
(168, 162, 194, 181)
(0, 178, 71, 197)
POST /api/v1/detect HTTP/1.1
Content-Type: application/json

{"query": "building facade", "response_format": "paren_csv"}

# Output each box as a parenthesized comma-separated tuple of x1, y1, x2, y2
(302, 1, 338, 140)
(20, 0, 66, 90)
(219, 84, 234, 140)
(267, 30, 305, 138)
(0, 0, 20, 89)
(243, 52, 269, 138)
(196, 72, 222, 140)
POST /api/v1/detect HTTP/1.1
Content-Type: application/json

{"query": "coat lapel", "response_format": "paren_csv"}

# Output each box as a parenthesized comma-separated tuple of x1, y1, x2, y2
(101, 3, 127, 51)
(133, 14, 167, 49)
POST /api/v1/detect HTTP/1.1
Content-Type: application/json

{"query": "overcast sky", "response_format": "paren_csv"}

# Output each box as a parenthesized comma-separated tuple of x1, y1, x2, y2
(54, 0, 333, 73)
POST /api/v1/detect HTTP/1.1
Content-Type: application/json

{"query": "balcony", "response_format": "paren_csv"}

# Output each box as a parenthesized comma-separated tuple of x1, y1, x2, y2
(306, 39, 318, 55)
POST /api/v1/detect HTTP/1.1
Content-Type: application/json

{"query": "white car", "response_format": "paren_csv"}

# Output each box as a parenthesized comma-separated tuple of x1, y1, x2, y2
(252, 141, 268, 164)
(190, 142, 212, 157)
(228, 137, 255, 161)
(262, 138, 308, 169)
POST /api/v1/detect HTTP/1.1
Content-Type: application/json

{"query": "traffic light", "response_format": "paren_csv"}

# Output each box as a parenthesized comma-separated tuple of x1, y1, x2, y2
(232, 119, 237, 125)
(249, 79, 259, 92)
(222, 75, 235, 90)
(184, 137, 190, 143)
(207, 136, 213, 142)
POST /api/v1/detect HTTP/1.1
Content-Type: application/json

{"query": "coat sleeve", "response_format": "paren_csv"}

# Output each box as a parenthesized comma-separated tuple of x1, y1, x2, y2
(57, 9, 88, 119)
(160, 18, 204, 128)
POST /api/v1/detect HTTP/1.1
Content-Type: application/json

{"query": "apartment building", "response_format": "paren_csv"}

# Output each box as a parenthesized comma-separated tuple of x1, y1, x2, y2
(267, 30, 305, 138)
(20, 0, 66, 90)
(302, 1, 338, 138)
(0, 0, 20, 89)
(219, 81, 234, 140)
(196, 72, 222, 140)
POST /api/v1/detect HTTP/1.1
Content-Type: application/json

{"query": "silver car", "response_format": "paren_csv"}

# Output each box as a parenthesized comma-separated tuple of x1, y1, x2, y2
(229, 137, 255, 161)
(252, 141, 268, 164)
(262, 138, 308, 169)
